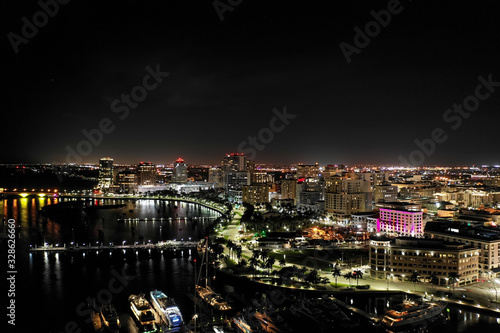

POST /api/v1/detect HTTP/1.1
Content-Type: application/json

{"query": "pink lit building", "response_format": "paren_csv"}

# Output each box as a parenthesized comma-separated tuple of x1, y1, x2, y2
(376, 208, 424, 237)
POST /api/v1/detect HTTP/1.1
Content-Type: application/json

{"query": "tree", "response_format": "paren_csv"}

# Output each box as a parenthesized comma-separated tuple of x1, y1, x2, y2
(249, 257, 259, 275)
(448, 272, 460, 294)
(279, 258, 286, 268)
(259, 249, 269, 261)
(408, 271, 421, 291)
(265, 256, 276, 275)
(239, 259, 247, 269)
(320, 277, 330, 287)
(305, 270, 321, 286)
(353, 269, 363, 286)
(344, 272, 354, 286)
(332, 265, 342, 287)
(428, 272, 439, 286)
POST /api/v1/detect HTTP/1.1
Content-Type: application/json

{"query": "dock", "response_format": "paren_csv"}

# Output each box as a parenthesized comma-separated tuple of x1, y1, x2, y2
(29, 240, 199, 252)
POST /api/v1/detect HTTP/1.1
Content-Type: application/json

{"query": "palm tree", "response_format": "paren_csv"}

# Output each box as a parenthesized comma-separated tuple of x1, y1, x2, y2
(408, 271, 420, 291)
(353, 269, 363, 286)
(279, 258, 286, 268)
(238, 258, 247, 268)
(332, 265, 342, 287)
(344, 272, 354, 286)
(249, 257, 258, 276)
(259, 249, 269, 261)
(320, 277, 330, 288)
(429, 272, 439, 286)
(448, 272, 460, 294)
(265, 256, 276, 275)
(305, 270, 320, 286)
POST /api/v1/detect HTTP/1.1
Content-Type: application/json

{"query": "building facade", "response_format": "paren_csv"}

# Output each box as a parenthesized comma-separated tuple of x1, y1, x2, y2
(425, 221, 500, 278)
(98, 157, 114, 190)
(369, 237, 480, 285)
(138, 162, 156, 186)
(242, 184, 270, 205)
(172, 157, 188, 183)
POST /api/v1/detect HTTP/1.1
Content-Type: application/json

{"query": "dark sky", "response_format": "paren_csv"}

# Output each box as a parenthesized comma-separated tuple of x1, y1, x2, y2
(3, 0, 500, 166)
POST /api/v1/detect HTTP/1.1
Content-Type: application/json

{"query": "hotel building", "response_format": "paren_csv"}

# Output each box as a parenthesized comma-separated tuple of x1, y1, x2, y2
(369, 236, 480, 285)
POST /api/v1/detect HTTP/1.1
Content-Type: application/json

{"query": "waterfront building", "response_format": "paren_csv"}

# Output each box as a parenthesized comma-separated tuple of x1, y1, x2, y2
(138, 162, 156, 186)
(172, 157, 188, 183)
(425, 221, 500, 278)
(98, 157, 114, 190)
(208, 167, 224, 188)
(369, 236, 480, 285)
(117, 170, 137, 193)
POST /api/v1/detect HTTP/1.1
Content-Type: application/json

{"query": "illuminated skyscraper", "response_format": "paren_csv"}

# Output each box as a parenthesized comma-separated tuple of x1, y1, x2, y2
(138, 162, 156, 185)
(173, 157, 188, 183)
(98, 157, 114, 189)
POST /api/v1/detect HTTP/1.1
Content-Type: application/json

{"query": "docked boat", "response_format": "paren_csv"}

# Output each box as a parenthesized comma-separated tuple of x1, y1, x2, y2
(129, 294, 157, 332)
(195, 240, 232, 311)
(232, 313, 265, 333)
(381, 297, 447, 330)
(315, 297, 358, 329)
(196, 285, 232, 311)
(289, 300, 329, 325)
(254, 310, 293, 333)
(150, 290, 184, 329)
(99, 304, 121, 332)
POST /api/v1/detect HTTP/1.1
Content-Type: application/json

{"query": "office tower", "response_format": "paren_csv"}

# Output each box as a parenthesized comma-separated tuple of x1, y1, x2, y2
(296, 162, 320, 178)
(172, 157, 188, 183)
(242, 184, 270, 205)
(324, 176, 372, 220)
(281, 179, 297, 201)
(138, 162, 156, 185)
(209, 168, 224, 187)
(221, 153, 248, 172)
(98, 157, 114, 189)
(374, 184, 398, 203)
(117, 170, 138, 193)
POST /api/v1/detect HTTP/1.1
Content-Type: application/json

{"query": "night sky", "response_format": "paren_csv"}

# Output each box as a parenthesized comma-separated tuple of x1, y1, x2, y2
(3, 0, 500, 166)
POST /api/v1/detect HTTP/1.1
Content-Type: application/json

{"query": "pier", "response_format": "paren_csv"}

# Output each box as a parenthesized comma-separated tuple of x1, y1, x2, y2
(29, 240, 199, 252)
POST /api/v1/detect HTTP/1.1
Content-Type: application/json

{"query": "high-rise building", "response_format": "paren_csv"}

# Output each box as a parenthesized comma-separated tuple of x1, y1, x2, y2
(242, 184, 270, 205)
(117, 170, 137, 193)
(221, 153, 252, 192)
(324, 176, 372, 220)
(222, 153, 248, 172)
(209, 168, 224, 187)
(281, 179, 297, 201)
(322, 164, 345, 178)
(138, 162, 156, 186)
(374, 184, 398, 203)
(252, 172, 274, 184)
(172, 157, 188, 183)
(296, 163, 320, 178)
(98, 157, 114, 189)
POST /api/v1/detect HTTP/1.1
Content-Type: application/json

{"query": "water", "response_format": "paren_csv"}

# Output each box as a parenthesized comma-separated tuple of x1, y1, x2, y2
(345, 293, 500, 332)
(1, 196, 220, 332)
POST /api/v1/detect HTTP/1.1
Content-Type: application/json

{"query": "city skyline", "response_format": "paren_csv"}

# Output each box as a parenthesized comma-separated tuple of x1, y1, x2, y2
(4, 1, 500, 166)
